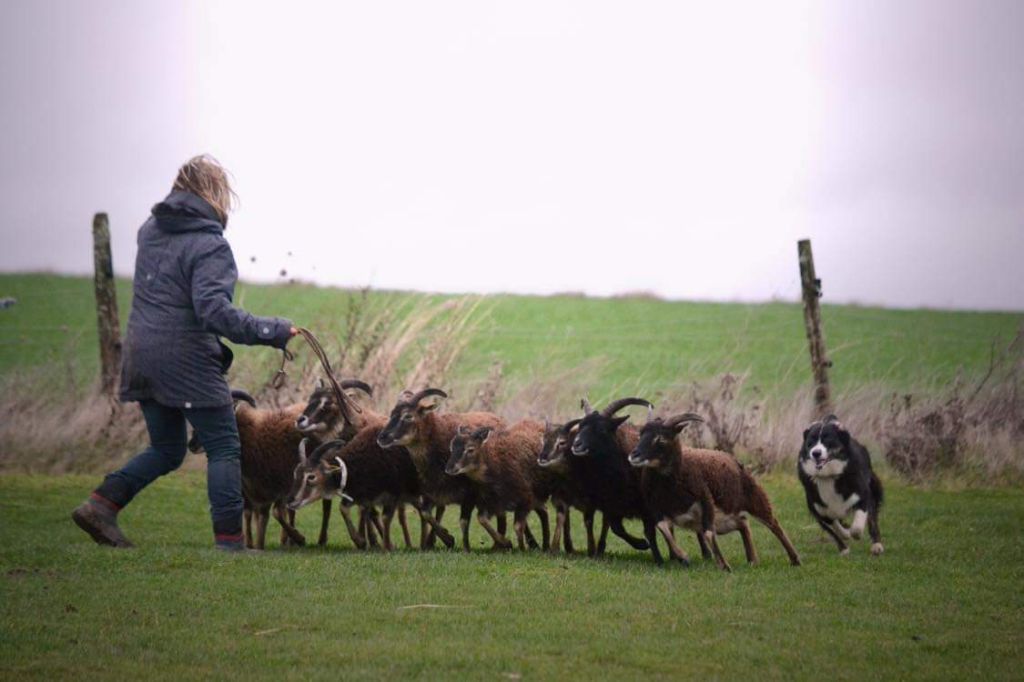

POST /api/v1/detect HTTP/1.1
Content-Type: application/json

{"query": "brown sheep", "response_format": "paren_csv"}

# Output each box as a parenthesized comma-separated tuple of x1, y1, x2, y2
(538, 419, 605, 555)
(376, 388, 505, 550)
(293, 378, 416, 549)
(287, 426, 420, 551)
(189, 381, 371, 550)
(446, 420, 552, 550)
(628, 412, 802, 571)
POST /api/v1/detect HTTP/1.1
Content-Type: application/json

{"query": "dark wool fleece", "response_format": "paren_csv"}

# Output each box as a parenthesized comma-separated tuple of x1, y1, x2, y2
(119, 190, 292, 408)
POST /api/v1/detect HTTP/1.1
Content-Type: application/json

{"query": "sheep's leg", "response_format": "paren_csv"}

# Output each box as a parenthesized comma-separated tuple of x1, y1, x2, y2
(744, 484, 801, 565)
(460, 501, 475, 552)
(254, 506, 270, 551)
(397, 504, 413, 549)
(738, 517, 759, 565)
(534, 506, 550, 551)
(478, 512, 513, 550)
(357, 508, 369, 547)
(417, 500, 433, 549)
(496, 513, 507, 538)
(643, 518, 664, 565)
(548, 504, 565, 555)
(380, 503, 397, 551)
(364, 507, 382, 549)
(868, 505, 884, 556)
(656, 519, 690, 566)
(753, 514, 802, 566)
(708, 532, 732, 573)
(279, 506, 297, 546)
(609, 517, 650, 551)
(414, 501, 455, 549)
(522, 519, 540, 550)
(584, 509, 596, 556)
(695, 531, 713, 560)
(563, 507, 575, 554)
(424, 505, 446, 549)
(595, 515, 610, 556)
(698, 493, 729, 571)
(318, 498, 332, 547)
(370, 507, 386, 541)
(339, 503, 366, 549)
(514, 510, 529, 551)
(272, 503, 306, 547)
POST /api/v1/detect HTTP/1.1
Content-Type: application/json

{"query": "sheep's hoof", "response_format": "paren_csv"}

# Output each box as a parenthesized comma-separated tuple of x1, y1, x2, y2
(839, 547, 851, 557)
(870, 543, 885, 556)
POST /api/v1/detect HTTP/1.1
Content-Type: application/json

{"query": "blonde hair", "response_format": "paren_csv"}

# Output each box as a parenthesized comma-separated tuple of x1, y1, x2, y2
(172, 154, 237, 225)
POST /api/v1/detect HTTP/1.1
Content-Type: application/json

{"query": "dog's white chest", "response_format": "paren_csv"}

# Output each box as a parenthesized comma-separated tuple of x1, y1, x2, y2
(813, 479, 859, 520)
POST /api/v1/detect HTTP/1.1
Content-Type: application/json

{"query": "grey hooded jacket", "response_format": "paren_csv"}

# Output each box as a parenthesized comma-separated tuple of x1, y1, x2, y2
(119, 191, 293, 408)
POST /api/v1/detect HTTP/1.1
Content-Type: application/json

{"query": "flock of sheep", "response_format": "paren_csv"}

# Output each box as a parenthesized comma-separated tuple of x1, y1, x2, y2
(201, 377, 878, 568)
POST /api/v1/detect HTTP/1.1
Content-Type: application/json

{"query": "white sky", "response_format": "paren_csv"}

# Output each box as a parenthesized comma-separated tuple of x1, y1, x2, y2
(1, 1, 1022, 310)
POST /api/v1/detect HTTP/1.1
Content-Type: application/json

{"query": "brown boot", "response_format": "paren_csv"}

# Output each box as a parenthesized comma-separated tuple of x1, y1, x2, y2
(72, 499, 134, 548)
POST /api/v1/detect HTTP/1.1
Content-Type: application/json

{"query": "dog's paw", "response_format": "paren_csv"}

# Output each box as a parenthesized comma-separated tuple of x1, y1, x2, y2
(870, 543, 884, 556)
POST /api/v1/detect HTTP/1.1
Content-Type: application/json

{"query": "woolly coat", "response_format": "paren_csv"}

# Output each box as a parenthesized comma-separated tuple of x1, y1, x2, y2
(119, 191, 292, 407)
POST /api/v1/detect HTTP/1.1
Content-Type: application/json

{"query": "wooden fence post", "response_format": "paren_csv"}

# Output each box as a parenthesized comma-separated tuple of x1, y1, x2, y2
(798, 239, 833, 417)
(92, 213, 122, 396)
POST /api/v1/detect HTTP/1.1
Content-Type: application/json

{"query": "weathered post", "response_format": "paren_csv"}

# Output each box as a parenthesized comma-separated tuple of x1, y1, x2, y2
(92, 213, 122, 396)
(798, 239, 833, 416)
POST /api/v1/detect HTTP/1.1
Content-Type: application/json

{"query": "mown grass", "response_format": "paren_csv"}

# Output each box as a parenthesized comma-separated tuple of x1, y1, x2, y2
(1, 472, 1022, 680)
(1, 273, 1019, 401)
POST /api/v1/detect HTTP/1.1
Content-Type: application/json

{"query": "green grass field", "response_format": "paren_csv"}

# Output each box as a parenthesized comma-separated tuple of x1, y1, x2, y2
(1, 473, 1022, 680)
(1, 273, 1020, 401)
(2, 273, 1022, 679)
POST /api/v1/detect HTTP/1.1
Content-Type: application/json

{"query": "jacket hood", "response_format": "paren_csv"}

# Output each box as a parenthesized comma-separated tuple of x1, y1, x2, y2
(151, 191, 224, 234)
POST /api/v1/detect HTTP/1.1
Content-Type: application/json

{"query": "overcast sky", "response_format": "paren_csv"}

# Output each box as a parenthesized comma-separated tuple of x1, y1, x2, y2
(0, 1, 1021, 311)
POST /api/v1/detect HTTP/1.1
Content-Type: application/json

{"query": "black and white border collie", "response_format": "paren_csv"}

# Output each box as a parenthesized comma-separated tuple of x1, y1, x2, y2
(798, 415, 884, 556)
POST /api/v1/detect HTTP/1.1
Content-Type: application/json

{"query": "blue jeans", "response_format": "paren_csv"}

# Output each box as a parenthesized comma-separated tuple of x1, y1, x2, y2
(94, 400, 244, 542)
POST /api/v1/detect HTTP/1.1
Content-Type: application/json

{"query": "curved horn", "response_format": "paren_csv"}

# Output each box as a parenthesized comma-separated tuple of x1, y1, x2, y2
(601, 397, 654, 418)
(563, 418, 582, 433)
(298, 437, 309, 464)
(230, 389, 257, 408)
(665, 412, 705, 429)
(309, 439, 346, 462)
(581, 397, 594, 414)
(339, 379, 373, 397)
(410, 387, 448, 405)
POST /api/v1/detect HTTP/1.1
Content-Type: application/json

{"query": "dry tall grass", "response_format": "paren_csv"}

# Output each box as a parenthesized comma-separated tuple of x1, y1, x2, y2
(1, 302, 1021, 486)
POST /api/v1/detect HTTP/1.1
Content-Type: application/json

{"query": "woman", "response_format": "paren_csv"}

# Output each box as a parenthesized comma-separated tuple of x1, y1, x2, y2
(72, 155, 296, 551)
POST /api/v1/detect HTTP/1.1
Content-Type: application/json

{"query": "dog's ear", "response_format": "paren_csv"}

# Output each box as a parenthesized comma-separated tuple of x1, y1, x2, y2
(835, 422, 850, 447)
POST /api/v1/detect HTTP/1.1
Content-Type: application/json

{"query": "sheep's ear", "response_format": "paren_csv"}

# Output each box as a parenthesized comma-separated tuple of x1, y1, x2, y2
(457, 424, 471, 436)
(610, 415, 629, 430)
(671, 421, 691, 434)
(474, 427, 493, 443)
(418, 399, 442, 413)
